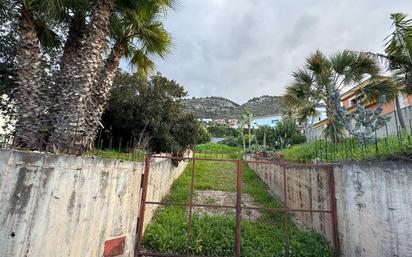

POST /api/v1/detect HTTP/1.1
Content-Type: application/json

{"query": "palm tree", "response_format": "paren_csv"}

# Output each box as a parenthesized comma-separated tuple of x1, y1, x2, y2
(240, 109, 253, 148)
(12, 0, 63, 149)
(49, 0, 175, 153)
(83, 3, 172, 147)
(237, 120, 246, 151)
(284, 50, 380, 142)
(366, 13, 412, 129)
(49, 0, 117, 152)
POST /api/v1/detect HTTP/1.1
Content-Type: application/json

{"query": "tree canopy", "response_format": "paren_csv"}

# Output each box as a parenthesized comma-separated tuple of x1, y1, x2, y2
(101, 71, 210, 153)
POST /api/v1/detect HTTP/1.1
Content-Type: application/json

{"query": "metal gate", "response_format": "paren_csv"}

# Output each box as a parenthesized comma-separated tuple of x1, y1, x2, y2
(134, 153, 340, 257)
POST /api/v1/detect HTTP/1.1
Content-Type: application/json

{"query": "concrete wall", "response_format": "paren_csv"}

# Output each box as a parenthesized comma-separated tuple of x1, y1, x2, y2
(0, 149, 188, 257)
(246, 154, 412, 257)
(244, 155, 334, 244)
(334, 161, 412, 257)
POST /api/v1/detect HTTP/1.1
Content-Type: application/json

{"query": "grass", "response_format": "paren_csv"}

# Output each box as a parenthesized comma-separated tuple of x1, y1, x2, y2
(83, 148, 145, 161)
(194, 143, 244, 160)
(143, 144, 333, 257)
(282, 132, 412, 163)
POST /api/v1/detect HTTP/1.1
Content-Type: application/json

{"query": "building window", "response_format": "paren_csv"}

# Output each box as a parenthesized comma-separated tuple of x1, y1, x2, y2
(350, 97, 358, 106)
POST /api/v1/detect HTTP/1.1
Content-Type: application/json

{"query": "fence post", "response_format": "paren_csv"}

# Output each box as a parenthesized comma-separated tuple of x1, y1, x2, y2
(235, 160, 242, 257)
(283, 164, 289, 257)
(187, 159, 196, 242)
(327, 166, 340, 257)
(135, 156, 151, 257)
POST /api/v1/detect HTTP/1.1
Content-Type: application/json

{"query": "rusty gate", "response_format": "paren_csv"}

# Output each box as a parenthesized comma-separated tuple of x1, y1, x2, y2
(134, 153, 340, 257)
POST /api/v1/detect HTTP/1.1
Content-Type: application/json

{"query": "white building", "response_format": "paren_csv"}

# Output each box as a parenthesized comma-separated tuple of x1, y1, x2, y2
(251, 114, 282, 128)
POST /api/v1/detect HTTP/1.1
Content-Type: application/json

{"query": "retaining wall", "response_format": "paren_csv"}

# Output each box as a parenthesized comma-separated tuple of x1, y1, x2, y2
(334, 161, 412, 257)
(0, 149, 188, 257)
(245, 154, 412, 257)
(244, 156, 334, 245)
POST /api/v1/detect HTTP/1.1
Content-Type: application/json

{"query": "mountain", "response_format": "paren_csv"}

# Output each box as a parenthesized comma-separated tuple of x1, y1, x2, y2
(182, 95, 283, 119)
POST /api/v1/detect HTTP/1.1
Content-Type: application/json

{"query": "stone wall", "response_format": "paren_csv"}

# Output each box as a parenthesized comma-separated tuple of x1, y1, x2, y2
(0, 149, 188, 257)
(245, 154, 412, 257)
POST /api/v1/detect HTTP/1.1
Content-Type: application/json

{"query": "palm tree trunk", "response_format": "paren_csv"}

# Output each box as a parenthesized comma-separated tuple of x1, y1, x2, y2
(248, 126, 251, 148)
(50, 0, 115, 153)
(240, 128, 245, 150)
(395, 94, 406, 129)
(13, 7, 46, 149)
(48, 12, 87, 136)
(84, 38, 127, 147)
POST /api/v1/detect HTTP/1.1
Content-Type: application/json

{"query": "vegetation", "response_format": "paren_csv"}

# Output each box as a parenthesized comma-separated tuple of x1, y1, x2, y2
(85, 148, 145, 161)
(240, 109, 253, 149)
(143, 144, 333, 257)
(284, 50, 382, 142)
(100, 72, 210, 154)
(365, 13, 412, 129)
(255, 118, 306, 150)
(1, 0, 175, 153)
(206, 124, 238, 138)
(282, 132, 412, 163)
(218, 117, 305, 152)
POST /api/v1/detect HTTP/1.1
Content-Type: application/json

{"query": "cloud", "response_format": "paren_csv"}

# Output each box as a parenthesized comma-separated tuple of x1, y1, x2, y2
(121, 0, 412, 103)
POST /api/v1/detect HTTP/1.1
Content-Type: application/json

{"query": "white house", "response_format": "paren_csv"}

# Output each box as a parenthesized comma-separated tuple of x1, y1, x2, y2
(307, 105, 327, 125)
(251, 114, 282, 128)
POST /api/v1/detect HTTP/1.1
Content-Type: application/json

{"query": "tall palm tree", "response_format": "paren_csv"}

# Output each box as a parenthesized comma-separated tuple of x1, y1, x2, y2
(12, 0, 62, 148)
(237, 120, 246, 151)
(240, 109, 253, 148)
(284, 50, 380, 142)
(83, 3, 172, 146)
(366, 13, 412, 129)
(50, 0, 116, 152)
(49, 0, 175, 153)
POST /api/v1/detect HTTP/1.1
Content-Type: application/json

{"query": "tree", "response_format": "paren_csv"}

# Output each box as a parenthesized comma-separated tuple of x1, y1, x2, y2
(255, 125, 271, 148)
(254, 119, 305, 150)
(101, 72, 207, 153)
(48, 0, 175, 153)
(83, 2, 172, 147)
(3, 0, 175, 153)
(240, 109, 253, 148)
(366, 13, 412, 129)
(284, 50, 380, 142)
(10, 0, 63, 148)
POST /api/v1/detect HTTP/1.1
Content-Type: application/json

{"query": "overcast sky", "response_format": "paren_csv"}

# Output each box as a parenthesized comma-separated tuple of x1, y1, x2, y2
(121, 0, 412, 103)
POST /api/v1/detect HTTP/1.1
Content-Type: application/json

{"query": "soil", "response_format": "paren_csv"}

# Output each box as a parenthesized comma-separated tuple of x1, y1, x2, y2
(191, 190, 262, 221)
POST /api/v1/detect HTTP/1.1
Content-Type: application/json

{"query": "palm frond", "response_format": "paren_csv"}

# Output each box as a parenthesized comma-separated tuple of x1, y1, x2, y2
(306, 50, 331, 74)
(128, 49, 156, 77)
(34, 17, 61, 50)
(361, 77, 400, 102)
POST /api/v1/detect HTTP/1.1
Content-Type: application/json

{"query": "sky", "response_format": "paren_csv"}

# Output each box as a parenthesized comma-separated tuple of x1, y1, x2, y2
(120, 0, 412, 104)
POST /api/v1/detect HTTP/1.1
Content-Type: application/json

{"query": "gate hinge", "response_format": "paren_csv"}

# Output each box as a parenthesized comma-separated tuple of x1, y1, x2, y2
(140, 173, 145, 188)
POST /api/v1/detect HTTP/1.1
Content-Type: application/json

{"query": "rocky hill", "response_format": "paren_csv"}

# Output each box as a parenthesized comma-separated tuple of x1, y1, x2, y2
(183, 95, 283, 119)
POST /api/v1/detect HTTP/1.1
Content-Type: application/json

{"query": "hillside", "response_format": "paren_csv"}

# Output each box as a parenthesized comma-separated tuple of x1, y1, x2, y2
(182, 95, 283, 119)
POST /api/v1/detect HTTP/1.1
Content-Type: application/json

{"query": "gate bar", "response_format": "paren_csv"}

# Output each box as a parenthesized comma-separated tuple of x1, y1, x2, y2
(283, 165, 289, 257)
(187, 159, 196, 241)
(144, 201, 332, 213)
(135, 156, 151, 257)
(235, 160, 242, 257)
(327, 166, 341, 257)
